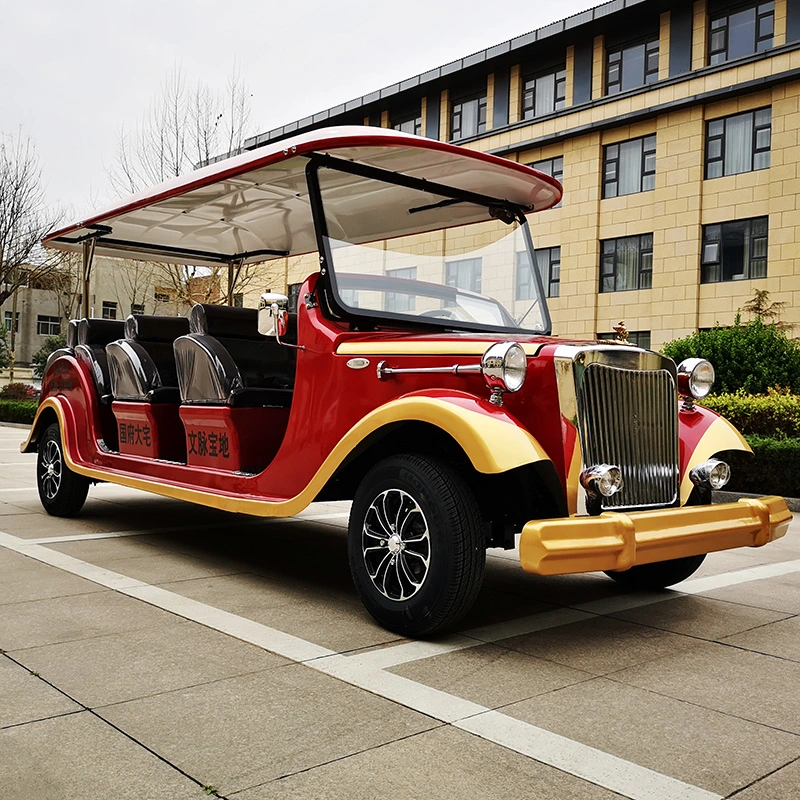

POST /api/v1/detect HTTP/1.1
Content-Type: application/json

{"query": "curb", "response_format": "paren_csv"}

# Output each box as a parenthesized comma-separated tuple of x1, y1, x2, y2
(0, 421, 33, 430)
(714, 490, 800, 513)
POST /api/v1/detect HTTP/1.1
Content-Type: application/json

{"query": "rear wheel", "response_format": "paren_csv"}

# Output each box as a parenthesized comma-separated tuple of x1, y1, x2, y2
(604, 553, 706, 590)
(37, 422, 90, 517)
(348, 454, 485, 637)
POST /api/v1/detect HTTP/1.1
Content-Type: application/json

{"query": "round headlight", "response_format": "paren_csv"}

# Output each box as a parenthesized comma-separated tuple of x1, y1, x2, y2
(481, 341, 527, 394)
(677, 358, 715, 399)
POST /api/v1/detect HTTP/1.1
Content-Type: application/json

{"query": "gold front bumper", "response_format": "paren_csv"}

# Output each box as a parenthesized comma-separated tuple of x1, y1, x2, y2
(519, 495, 792, 575)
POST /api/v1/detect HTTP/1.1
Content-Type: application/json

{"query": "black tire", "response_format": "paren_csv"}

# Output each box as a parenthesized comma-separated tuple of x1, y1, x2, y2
(348, 454, 485, 637)
(37, 422, 90, 517)
(604, 553, 706, 590)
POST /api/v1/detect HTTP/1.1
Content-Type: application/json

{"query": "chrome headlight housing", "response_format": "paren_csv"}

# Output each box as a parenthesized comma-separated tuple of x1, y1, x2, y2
(481, 342, 527, 405)
(689, 459, 731, 490)
(677, 358, 715, 400)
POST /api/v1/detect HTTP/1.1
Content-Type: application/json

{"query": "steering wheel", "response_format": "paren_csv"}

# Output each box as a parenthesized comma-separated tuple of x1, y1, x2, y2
(419, 309, 458, 320)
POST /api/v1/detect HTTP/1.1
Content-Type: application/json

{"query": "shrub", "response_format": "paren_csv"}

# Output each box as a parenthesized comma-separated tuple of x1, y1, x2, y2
(724, 435, 800, 498)
(32, 334, 66, 378)
(662, 317, 800, 394)
(0, 382, 37, 400)
(0, 399, 37, 425)
(701, 389, 800, 439)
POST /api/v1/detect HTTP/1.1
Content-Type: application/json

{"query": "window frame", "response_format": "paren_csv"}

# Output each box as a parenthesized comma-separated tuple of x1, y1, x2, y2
(530, 156, 564, 208)
(600, 233, 654, 293)
(603, 135, 656, 198)
(708, 1, 774, 65)
(384, 266, 418, 313)
(101, 301, 118, 320)
(705, 107, 771, 179)
(606, 35, 659, 95)
(450, 89, 488, 140)
(36, 315, 62, 336)
(521, 65, 567, 120)
(700, 216, 768, 283)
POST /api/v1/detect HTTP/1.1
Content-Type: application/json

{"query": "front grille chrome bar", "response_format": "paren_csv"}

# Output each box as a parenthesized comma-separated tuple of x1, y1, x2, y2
(578, 362, 679, 510)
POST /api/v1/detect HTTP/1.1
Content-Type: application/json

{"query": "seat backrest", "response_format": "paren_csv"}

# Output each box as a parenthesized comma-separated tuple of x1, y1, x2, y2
(173, 304, 296, 406)
(189, 304, 296, 390)
(74, 318, 125, 399)
(125, 314, 190, 389)
(44, 318, 81, 375)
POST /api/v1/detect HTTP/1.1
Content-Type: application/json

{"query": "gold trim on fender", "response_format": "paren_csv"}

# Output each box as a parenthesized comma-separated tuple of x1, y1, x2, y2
(336, 341, 545, 357)
(519, 495, 791, 576)
(24, 396, 550, 518)
(679, 415, 751, 504)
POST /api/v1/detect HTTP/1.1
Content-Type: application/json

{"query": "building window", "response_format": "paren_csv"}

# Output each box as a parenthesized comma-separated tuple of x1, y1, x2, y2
(393, 113, 422, 136)
(600, 234, 653, 292)
(131, 303, 145, 315)
(37, 315, 61, 336)
(340, 288, 359, 308)
(385, 267, 417, 312)
(597, 330, 652, 350)
(606, 37, 659, 95)
(450, 90, 487, 140)
(701, 217, 768, 283)
(521, 66, 566, 119)
(709, 2, 774, 65)
(101, 301, 117, 320)
(531, 156, 564, 207)
(154, 292, 170, 303)
(287, 282, 303, 313)
(603, 135, 656, 198)
(517, 248, 560, 299)
(232, 293, 244, 308)
(4, 311, 19, 333)
(445, 258, 482, 293)
(706, 107, 771, 179)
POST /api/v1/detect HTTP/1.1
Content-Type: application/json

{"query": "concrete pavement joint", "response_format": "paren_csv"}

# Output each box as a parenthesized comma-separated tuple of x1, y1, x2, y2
(0, 526, 732, 800)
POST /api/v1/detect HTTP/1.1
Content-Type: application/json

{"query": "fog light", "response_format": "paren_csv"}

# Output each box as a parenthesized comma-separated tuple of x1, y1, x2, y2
(689, 459, 731, 490)
(580, 465, 623, 497)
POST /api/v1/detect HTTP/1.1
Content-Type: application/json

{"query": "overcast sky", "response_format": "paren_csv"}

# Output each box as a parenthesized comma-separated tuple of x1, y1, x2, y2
(2, 0, 595, 220)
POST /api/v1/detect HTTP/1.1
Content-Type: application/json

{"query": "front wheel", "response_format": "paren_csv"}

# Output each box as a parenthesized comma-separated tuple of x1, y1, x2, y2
(37, 422, 90, 517)
(348, 454, 485, 637)
(604, 553, 706, 590)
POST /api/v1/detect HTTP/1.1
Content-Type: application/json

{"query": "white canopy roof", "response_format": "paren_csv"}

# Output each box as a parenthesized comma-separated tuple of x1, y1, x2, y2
(45, 127, 562, 268)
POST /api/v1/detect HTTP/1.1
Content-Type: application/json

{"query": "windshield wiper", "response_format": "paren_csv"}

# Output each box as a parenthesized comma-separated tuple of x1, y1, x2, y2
(408, 198, 465, 214)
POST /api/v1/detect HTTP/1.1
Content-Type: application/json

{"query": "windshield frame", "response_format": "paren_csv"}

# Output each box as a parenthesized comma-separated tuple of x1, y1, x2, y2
(305, 155, 552, 336)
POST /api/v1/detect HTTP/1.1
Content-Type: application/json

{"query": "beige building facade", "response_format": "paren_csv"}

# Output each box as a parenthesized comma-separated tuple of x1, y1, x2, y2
(242, 0, 800, 349)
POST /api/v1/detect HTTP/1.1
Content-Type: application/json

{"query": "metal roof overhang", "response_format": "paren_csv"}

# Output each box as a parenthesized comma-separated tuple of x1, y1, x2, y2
(45, 127, 562, 268)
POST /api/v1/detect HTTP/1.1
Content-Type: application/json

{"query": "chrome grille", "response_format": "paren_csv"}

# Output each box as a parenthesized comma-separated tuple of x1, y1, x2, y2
(578, 363, 679, 510)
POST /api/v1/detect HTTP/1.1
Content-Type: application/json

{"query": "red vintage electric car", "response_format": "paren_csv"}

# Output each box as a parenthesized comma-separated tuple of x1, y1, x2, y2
(23, 127, 791, 636)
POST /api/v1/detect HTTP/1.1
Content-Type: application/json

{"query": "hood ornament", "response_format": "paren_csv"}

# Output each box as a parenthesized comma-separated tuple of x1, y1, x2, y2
(613, 320, 632, 345)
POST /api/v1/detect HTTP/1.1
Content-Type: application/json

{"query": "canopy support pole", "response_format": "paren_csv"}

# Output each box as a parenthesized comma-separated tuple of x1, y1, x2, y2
(81, 238, 97, 318)
(227, 258, 244, 306)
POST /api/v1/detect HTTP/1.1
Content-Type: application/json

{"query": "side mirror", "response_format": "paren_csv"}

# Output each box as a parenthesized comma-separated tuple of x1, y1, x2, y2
(258, 292, 289, 339)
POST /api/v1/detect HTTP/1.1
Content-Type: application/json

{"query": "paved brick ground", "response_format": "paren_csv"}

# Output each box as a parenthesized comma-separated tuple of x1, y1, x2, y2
(1, 422, 798, 800)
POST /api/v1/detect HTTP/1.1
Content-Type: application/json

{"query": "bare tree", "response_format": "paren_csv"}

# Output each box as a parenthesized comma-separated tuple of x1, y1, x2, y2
(107, 65, 257, 306)
(0, 130, 63, 306)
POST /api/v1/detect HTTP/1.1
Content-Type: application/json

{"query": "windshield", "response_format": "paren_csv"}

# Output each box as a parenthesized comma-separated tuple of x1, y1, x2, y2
(315, 165, 551, 334)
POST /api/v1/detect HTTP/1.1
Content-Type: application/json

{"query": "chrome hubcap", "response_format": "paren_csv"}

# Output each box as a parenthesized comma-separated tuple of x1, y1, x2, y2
(39, 440, 63, 501)
(362, 488, 430, 601)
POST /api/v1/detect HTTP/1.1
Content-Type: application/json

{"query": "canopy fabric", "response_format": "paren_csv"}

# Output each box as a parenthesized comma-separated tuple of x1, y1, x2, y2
(44, 127, 562, 268)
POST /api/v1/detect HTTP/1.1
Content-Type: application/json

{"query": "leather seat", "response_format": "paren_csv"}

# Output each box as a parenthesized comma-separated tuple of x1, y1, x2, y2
(106, 315, 189, 403)
(73, 318, 125, 403)
(174, 304, 297, 407)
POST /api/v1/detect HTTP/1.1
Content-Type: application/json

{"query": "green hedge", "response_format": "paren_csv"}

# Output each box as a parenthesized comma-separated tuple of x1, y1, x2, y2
(662, 318, 800, 393)
(0, 400, 38, 425)
(701, 389, 800, 439)
(724, 435, 800, 498)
